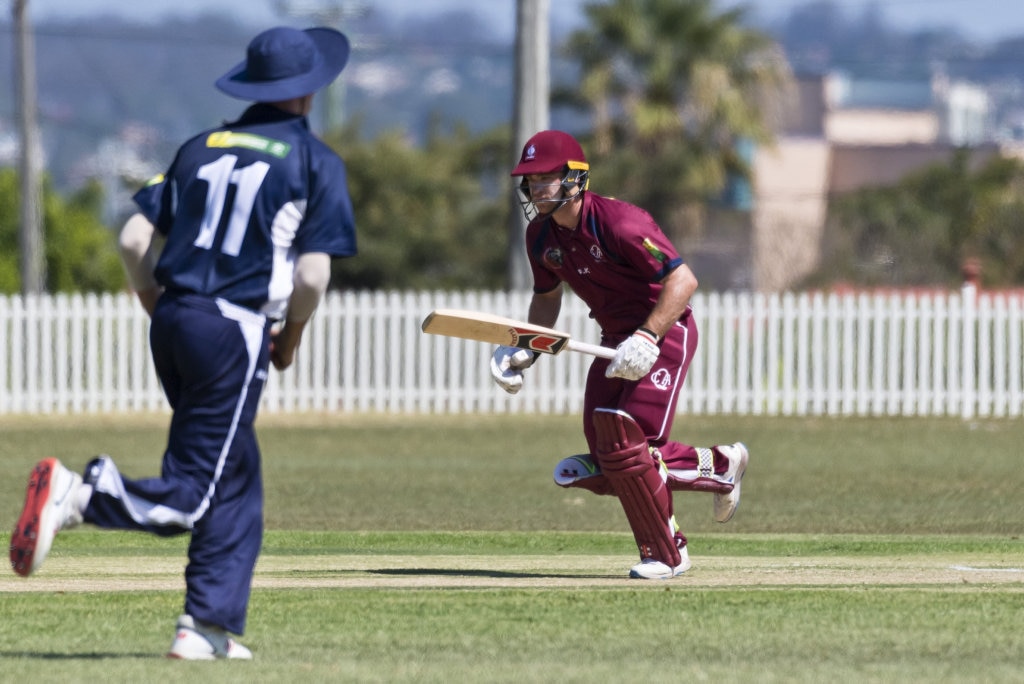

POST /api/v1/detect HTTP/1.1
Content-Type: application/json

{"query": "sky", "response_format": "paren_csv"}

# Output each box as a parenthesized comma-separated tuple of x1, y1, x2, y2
(28, 0, 1024, 44)
(25, 0, 1024, 42)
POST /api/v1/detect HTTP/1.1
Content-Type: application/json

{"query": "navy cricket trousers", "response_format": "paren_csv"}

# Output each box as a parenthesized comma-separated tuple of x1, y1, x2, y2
(82, 293, 270, 635)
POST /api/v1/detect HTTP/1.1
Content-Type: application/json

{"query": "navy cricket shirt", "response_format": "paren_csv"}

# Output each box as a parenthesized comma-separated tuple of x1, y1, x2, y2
(134, 103, 357, 319)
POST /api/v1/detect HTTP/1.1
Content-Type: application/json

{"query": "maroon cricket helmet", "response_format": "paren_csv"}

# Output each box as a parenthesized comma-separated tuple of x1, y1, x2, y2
(510, 130, 588, 177)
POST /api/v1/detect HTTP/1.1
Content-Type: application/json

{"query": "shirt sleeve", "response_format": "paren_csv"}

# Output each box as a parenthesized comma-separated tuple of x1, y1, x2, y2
(132, 172, 173, 236)
(607, 209, 683, 282)
(294, 145, 357, 258)
(525, 220, 562, 293)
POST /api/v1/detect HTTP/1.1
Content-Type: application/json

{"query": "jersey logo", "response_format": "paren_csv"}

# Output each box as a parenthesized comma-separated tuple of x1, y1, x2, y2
(542, 248, 564, 270)
(651, 368, 672, 390)
(642, 237, 668, 263)
(207, 131, 292, 159)
(590, 245, 604, 261)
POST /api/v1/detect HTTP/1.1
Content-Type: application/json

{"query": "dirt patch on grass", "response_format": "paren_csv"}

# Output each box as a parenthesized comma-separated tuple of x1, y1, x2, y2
(2, 553, 1023, 593)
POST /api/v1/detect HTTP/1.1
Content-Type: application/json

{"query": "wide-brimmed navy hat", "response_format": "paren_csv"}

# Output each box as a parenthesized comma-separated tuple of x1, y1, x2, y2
(215, 26, 350, 101)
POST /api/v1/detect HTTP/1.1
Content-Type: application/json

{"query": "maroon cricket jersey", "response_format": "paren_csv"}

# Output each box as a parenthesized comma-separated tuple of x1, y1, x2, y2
(526, 192, 685, 336)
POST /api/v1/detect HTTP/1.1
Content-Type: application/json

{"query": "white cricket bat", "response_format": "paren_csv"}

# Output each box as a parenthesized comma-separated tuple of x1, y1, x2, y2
(421, 308, 615, 360)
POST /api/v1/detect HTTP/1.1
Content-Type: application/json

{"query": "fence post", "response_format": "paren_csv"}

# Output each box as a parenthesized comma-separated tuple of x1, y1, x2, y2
(0, 290, 1018, 418)
(960, 282, 977, 419)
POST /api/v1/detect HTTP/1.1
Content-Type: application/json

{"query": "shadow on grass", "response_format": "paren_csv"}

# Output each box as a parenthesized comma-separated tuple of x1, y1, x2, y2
(367, 568, 614, 579)
(0, 651, 160, 659)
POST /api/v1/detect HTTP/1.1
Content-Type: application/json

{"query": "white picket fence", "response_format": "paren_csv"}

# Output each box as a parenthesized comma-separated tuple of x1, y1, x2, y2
(0, 286, 1020, 418)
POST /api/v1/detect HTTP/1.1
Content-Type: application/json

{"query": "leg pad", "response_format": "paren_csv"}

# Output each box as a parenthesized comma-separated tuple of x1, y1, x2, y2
(592, 408, 680, 567)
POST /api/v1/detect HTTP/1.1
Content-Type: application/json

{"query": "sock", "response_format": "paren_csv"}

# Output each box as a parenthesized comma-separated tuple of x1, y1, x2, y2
(76, 482, 93, 515)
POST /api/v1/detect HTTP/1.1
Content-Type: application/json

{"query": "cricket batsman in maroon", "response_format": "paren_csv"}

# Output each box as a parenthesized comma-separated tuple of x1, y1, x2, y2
(492, 130, 749, 579)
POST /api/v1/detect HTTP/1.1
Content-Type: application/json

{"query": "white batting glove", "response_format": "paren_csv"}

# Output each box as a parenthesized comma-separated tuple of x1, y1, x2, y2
(605, 328, 660, 380)
(490, 345, 537, 394)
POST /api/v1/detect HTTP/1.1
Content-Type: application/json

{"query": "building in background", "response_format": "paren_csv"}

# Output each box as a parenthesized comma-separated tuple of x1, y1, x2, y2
(698, 70, 1000, 292)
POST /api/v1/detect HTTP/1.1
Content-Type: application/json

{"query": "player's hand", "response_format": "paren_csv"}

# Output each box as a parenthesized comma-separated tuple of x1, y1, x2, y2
(605, 328, 660, 380)
(270, 319, 305, 371)
(489, 345, 537, 394)
(269, 340, 296, 371)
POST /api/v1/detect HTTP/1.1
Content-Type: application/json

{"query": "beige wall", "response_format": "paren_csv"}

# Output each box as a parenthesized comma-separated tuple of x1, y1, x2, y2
(825, 109, 939, 145)
(778, 76, 827, 137)
(752, 139, 832, 291)
(749, 140, 1000, 291)
(744, 75, 1000, 292)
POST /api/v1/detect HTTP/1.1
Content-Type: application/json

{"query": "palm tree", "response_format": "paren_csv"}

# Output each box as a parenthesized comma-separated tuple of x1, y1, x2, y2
(559, 0, 791, 239)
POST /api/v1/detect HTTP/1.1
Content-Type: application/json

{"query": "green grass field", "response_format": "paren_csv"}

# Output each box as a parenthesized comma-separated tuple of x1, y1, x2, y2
(1, 413, 1022, 682)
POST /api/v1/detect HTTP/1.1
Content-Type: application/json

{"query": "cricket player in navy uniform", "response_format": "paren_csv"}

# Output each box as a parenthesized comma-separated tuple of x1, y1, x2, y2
(492, 130, 749, 579)
(9, 26, 357, 658)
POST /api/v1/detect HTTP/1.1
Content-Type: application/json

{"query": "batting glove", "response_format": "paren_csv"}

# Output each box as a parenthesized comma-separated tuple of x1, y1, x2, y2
(490, 345, 537, 394)
(605, 328, 660, 380)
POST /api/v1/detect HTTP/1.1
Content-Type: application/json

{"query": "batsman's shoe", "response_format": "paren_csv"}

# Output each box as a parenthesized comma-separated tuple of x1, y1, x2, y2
(628, 546, 691, 579)
(10, 458, 83, 577)
(713, 443, 749, 523)
(167, 614, 253, 660)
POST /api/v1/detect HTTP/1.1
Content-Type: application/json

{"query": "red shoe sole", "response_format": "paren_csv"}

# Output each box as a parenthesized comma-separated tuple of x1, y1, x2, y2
(9, 458, 57, 577)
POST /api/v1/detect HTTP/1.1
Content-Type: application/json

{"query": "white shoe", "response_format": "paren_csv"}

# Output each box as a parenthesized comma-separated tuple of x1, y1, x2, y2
(167, 615, 253, 660)
(714, 443, 749, 523)
(9, 458, 83, 577)
(628, 546, 691, 579)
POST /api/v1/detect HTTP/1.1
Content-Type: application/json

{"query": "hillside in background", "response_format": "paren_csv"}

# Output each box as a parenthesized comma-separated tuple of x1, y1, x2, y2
(1, 2, 1024, 200)
(0, 8, 530, 196)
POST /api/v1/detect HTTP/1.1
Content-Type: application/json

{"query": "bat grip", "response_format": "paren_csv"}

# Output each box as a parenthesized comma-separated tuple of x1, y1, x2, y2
(567, 340, 617, 360)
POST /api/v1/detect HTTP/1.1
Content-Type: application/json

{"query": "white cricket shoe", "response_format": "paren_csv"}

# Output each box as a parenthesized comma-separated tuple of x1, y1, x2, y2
(714, 443, 749, 523)
(167, 614, 253, 660)
(9, 458, 83, 577)
(628, 546, 691, 579)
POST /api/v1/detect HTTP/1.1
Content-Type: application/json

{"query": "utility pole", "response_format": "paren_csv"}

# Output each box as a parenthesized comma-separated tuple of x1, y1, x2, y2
(273, 0, 368, 133)
(12, 0, 45, 295)
(507, 0, 550, 291)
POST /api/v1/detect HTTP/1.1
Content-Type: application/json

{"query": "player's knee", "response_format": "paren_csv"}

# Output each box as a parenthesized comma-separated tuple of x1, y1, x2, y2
(591, 408, 652, 477)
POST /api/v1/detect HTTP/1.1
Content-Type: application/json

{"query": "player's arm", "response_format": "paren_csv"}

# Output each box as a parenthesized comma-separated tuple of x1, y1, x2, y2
(270, 252, 331, 371)
(640, 263, 698, 340)
(118, 212, 164, 317)
(606, 264, 698, 381)
(527, 284, 563, 328)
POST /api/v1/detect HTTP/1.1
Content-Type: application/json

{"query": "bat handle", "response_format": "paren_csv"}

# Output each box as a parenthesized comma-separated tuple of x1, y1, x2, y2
(567, 340, 617, 360)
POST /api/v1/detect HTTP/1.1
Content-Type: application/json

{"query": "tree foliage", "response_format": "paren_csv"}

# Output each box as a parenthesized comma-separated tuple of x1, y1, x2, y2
(558, 0, 791, 240)
(1, 2, 793, 293)
(0, 170, 124, 294)
(323, 122, 511, 291)
(810, 152, 1024, 288)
